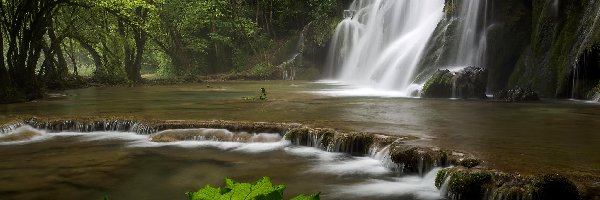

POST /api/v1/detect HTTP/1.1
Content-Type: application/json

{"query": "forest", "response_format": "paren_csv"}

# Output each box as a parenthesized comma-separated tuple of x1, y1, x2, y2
(0, 1, 599, 199)
(0, 0, 350, 103)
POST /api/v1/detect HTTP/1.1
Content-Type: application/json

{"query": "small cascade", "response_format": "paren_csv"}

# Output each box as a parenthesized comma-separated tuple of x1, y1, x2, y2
(0, 122, 24, 134)
(451, 76, 458, 99)
(284, 128, 473, 175)
(369, 144, 402, 173)
(151, 128, 282, 143)
(279, 26, 307, 80)
(439, 176, 451, 197)
(326, 0, 445, 94)
(5, 118, 478, 177)
(281, 53, 299, 81)
(572, 62, 578, 99)
(26, 120, 157, 135)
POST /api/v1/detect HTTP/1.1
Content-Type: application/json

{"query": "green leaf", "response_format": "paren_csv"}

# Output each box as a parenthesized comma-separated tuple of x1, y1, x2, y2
(291, 193, 321, 200)
(187, 177, 290, 200)
(187, 185, 223, 200)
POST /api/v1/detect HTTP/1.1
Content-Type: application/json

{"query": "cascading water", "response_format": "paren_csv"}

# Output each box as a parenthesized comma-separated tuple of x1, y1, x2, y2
(325, 0, 445, 95)
(452, 0, 488, 67)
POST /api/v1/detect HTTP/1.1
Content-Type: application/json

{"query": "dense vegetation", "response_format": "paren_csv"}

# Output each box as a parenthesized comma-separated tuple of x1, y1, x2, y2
(0, 0, 350, 103)
(186, 177, 319, 200)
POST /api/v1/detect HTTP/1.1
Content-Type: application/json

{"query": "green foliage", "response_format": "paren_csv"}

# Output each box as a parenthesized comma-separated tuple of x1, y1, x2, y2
(306, 0, 343, 47)
(243, 88, 268, 101)
(186, 177, 319, 200)
(250, 63, 277, 80)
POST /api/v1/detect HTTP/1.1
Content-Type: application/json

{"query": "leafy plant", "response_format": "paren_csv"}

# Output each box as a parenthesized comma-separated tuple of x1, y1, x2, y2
(186, 177, 319, 200)
(243, 88, 268, 101)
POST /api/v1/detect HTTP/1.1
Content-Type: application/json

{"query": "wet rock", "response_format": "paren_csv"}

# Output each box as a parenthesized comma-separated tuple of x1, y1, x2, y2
(454, 66, 488, 99)
(421, 69, 454, 98)
(494, 87, 540, 102)
(285, 128, 376, 156)
(0, 126, 42, 142)
(388, 145, 478, 174)
(587, 82, 600, 102)
(151, 129, 282, 143)
(436, 168, 583, 200)
(531, 174, 581, 200)
(458, 158, 481, 168)
(421, 67, 488, 99)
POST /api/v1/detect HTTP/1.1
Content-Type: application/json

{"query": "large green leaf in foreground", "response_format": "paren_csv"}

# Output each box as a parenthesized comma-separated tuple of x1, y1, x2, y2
(186, 177, 319, 200)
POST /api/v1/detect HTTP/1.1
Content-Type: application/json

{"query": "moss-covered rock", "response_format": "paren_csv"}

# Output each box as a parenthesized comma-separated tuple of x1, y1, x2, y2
(388, 145, 478, 174)
(448, 170, 492, 200)
(436, 168, 583, 200)
(454, 66, 488, 99)
(421, 67, 488, 99)
(509, 0, 600, 98)
(587, 81, 600, 101)
(531, 174, 581, 200)
(421, 69, 454, 98)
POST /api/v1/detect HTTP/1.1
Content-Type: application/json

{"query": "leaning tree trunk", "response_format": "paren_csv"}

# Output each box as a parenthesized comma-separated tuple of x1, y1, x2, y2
(0, 26, 12, 102)
(48, 20, 68, 77)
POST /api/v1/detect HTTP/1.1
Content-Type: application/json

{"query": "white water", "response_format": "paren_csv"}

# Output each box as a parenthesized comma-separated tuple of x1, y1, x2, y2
(332, 168, 444, 200)
(1, 126, 446, 199)
(325, 0, 445, 96)
(453, 0, 488, 66)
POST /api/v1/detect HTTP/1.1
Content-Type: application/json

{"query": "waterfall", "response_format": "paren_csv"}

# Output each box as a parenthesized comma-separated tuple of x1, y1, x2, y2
(325, 0, 445, 95)
(280, 29, 306, 80)
(453, 0, 488, 67)
(570, 0, 600, 99)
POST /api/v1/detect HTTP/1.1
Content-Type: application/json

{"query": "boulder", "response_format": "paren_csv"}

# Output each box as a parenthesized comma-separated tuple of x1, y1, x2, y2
(454, 66, 489, 99)
(421, 69, 454, 98)
(421, 66, 488, 99)
(494, 87, 540, 102)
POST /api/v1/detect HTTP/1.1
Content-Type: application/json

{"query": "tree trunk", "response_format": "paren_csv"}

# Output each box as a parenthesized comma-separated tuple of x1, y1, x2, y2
(77, 39, 103, 73)
(48, 19, 68, 77)
(66, 41, 78, 76)
(118, 18, 134, 80)
(0, 25, 11, 102)
(131, 26, 146, 82)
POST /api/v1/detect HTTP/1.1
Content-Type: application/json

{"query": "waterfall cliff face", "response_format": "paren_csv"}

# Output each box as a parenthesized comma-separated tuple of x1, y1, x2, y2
(325, 0, 445, 95)
(325, 0, 493, 96)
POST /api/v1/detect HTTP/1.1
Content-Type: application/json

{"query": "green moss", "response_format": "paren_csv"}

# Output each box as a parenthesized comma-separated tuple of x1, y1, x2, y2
(284, 128, 310, 141)
(435, 168, 452, 189)
(458, 158, 481, 169)
(447, 170, 492, 200)
(421, 69, 454, 98)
